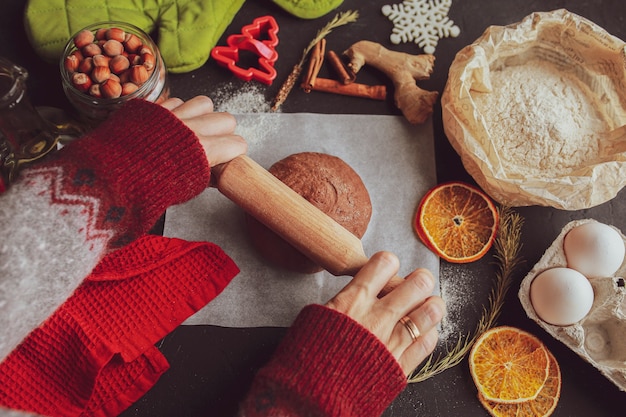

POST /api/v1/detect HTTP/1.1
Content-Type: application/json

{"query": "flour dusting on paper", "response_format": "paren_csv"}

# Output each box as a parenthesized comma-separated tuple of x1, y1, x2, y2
(211, 83, 279, 146)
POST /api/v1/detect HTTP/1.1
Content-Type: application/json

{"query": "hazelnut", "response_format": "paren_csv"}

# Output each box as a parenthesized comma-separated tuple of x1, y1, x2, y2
(108, 73, 121, 83)
(102, 39, 124, 57)
(109, 54, 130, 74)
(106, 27, 126, 42)
(129, 65, 149, 84)
(71, 72, 92, 92)
(64, 54, 80, 73)
(141, 53, 156, 71)
(71, 50, 84, 61)
(91, 65, 111, 83)
(95, 28, 108, 41)
(101, 78, 122, 99)
(127, 53, 141, 66)
(78, 56, 93, 74)
(82, 43, 102, 57)
(123, 33, 143, 53)
(121, 82, 139, 95)
(139, 46, 153, 56)
(117, 70, 130, 84)
(73, 29, 95, 49)
(92, 54, 110, 67)
(88, 83, 102, 98)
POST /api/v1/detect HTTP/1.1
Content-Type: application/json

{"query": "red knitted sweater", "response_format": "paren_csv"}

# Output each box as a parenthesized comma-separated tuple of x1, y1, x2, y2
(0, 100, 407, 417)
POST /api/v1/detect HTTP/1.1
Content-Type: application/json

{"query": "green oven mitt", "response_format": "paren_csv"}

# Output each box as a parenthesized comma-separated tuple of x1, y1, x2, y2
(273, 0, 344, 19)
(23, 0, 344, 74)
(24, 0, 246, 74)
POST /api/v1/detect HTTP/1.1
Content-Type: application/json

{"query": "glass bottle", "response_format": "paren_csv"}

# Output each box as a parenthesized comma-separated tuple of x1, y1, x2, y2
(0, 57, 60, 191)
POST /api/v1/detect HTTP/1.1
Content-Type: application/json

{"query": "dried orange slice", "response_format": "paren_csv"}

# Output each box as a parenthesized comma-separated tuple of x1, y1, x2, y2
(414, 181, 498, 263)
(469, 326, 550, 404)
(478, 349, 561, 417)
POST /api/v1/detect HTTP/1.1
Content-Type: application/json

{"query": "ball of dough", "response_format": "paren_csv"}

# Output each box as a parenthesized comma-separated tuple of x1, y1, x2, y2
(246, 152, 372, 273)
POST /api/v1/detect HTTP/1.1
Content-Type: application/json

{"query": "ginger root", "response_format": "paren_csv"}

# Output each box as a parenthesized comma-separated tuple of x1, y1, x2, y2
(343, 41, 438, 124)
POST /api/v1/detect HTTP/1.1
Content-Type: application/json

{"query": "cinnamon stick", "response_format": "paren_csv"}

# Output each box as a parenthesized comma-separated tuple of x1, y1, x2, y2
(307, 78, 387, 100)
(301, 39, 326, 93)
(271, 10, 359, 111)
(326, 50, 356, 84)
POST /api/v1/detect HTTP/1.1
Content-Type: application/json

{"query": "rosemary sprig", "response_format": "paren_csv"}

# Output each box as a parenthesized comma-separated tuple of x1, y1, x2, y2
(407, 206, 525, 383)
(271, 10, 359, 111)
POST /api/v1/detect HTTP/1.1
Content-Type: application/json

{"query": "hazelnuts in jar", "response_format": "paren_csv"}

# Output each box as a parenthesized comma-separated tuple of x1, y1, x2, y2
(60, 22, 169, 124)
(63, 26, 157, 100)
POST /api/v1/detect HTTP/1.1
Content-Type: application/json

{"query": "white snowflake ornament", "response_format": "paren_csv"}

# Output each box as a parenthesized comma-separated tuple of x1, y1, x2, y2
(382, 0, 460, 54)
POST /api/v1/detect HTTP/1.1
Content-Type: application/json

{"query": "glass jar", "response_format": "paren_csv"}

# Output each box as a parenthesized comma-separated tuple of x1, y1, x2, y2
(59, 21, 169, 125)
(0, 57, 60, 190)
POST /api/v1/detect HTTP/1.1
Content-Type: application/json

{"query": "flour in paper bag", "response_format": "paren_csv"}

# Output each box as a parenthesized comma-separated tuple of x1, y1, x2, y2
(473, 59, 610, 177)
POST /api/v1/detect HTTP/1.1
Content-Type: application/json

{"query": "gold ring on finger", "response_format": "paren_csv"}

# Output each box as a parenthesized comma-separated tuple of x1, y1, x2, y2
(399, 316, 420, 343)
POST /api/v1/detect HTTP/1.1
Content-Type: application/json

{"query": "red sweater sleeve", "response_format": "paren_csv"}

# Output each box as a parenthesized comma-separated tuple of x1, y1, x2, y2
(240, 304, 407, 417)
(0, 98, 210, 362)
(46, 98, 211, 248)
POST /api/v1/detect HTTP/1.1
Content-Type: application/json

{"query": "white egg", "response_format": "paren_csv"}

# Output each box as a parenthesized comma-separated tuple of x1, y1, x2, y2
(530, 267, 594, 326)
(563, 221, 625, 278)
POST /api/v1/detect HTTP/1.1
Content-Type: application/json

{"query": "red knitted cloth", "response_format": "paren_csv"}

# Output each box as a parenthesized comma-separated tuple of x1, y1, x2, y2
(240, 304, 408, 417)
(0, 234, 239, 417)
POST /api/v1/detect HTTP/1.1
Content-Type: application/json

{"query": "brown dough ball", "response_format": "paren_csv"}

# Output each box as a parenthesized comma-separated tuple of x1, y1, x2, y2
(246, 152, 372, 274)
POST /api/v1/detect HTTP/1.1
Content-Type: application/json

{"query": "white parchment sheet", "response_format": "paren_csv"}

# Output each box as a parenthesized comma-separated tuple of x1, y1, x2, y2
(164, 113, 439, 328)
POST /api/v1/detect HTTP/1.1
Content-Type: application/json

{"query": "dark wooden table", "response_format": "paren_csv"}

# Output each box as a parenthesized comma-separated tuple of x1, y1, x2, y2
(2, 0, 625, 415)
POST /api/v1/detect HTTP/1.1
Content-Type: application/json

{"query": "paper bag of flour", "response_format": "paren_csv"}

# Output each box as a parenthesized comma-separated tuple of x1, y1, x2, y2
(442, 9, 626, 210)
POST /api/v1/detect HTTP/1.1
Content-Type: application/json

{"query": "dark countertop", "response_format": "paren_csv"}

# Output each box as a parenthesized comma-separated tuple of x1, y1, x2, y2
(2, 0, 626, 416)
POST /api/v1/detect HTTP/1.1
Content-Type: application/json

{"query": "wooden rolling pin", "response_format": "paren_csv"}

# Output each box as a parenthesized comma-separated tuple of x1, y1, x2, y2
(212, 155, 404, 291)
(212, 155, 368, 276)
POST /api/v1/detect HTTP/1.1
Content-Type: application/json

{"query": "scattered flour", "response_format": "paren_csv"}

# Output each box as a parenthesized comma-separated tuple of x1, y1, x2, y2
(211, 82, 278, 146)
(437, 263, 480, 345)
(212, 82, 272, 114)
(472, 59, 611, 177)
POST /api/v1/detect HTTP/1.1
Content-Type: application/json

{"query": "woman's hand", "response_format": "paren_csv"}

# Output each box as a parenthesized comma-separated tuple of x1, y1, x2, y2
(161, 96, 247, 166)
(326, 251, 446, 375)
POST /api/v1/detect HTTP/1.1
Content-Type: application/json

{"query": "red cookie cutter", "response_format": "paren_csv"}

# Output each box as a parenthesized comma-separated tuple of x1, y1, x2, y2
(211, 16, 279, 85)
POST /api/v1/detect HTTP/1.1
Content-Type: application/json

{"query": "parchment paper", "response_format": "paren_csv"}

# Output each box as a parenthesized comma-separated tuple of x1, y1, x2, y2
(163, 113, 439, 328)
(442, 9, 626, 210)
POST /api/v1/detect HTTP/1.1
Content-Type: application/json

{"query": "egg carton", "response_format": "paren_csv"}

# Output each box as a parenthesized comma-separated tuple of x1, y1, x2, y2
(519, 219, 626, 392)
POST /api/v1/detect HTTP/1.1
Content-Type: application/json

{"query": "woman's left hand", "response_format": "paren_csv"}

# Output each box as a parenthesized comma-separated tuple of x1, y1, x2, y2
(161, 95, 248, 167)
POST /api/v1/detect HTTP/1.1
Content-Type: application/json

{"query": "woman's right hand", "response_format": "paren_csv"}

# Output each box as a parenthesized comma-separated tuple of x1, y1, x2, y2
(161, 95, 248, 167)
(325, 251, 446, 375)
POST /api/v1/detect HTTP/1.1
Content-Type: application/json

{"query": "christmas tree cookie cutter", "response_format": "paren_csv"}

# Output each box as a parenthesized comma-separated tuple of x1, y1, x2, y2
(211, 15, 280, 84)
